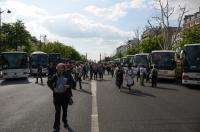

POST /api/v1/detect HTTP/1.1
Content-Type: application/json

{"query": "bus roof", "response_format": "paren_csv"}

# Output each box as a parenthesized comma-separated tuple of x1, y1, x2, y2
(184, 44, 200, 47)
(1, 51, 27, 54)
(114, 58, 120, 61)
(31, 51, 47, 55)
(135, 53, 149, 56)
(126, 55, 135, 57)
(48, 53, 61, 55)
(151, 50, 175, 53)
(121, 57, 127, 59)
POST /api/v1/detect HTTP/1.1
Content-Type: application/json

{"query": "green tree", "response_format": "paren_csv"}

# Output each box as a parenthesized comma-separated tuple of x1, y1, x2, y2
(1, 20, 31, 51)
(126, 47, 139, 55)
(177, 25, 200, 48)
(41, 41, 81, 60)
(112, 52, 123, 59)
(139, 36, 162, 53)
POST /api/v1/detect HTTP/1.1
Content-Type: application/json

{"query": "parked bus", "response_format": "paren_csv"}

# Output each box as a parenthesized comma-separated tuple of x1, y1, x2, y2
(48, 53, 61, 66)
(181, 44, 200, 85)
(126, 55, 135, 66)
(150, 50, 177, 79)
(133, 53, 149, 74)
(0, 52, 29, 79)
(113, 58, 120, 65)
(30, 51, 48, 75)
(120, 57, 127, 67)
(0, 53, 2, 70)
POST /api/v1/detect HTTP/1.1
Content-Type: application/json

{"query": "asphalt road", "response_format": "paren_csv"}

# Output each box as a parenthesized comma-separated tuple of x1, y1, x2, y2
(0, 75, 200, 132)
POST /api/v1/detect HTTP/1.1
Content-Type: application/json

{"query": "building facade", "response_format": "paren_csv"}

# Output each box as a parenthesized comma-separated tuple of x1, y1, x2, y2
(141, 27, 161, 41)
(127, 38, 139, 49)
(183, 8, 200, 28)
(116, 45, 128, 54)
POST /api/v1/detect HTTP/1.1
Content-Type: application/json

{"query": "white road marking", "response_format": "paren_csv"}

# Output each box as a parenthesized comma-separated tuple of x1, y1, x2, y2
(91, 80, 99, 132)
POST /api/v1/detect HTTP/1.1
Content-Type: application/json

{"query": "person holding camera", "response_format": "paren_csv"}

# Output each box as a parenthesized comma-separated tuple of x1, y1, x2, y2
(47, 63, 74, 132)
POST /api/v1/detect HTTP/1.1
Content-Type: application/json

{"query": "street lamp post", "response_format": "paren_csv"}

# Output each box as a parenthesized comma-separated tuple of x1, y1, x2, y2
(39, 34, 47, 50)
(0, 8, 11, 51)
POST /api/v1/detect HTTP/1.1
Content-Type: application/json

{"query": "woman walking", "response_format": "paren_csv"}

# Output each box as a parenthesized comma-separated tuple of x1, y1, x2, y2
(125, 65, 134, 92)
(115, 64, 124, 92)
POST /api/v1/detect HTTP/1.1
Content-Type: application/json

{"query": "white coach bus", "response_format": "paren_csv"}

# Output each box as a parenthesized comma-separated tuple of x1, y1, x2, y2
(0, 52, 29, 79)
(181, 44, 200, 85)
(30, 51, 48, 75)
(133, 53, 149, 74)
(150, 50, 177, 79)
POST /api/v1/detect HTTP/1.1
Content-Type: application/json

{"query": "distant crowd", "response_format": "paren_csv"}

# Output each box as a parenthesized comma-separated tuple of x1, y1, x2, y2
(34, 61, 158, 132)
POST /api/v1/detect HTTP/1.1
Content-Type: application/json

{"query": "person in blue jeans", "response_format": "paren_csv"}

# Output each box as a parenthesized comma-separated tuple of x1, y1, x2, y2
(48, 63, 74, 132)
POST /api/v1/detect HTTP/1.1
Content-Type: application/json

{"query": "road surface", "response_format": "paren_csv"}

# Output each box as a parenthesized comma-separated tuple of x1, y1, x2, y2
(0, 75, 200, 132)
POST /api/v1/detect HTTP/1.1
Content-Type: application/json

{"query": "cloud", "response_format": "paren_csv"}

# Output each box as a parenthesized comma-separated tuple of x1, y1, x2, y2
(40, 13, 131, 40)
(1, 0, 131, 40)
(85, 0, 147, 20)
(148, 0, 200, 24)
(0, 0, 131, 60)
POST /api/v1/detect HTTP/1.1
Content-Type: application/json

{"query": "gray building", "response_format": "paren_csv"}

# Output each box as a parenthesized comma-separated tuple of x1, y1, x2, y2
(116, 45, 128, 54)
(127, 38, 139, 49)
(183, 8, 200, 29)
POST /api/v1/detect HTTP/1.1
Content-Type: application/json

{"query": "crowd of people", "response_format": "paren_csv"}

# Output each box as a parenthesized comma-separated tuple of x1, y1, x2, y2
(34, 61, 158, 132)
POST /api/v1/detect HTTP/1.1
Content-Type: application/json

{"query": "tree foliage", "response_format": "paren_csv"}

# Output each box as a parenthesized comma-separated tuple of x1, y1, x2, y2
(126, 47, 139, 55)
(181, 25, 200, 44)
(1, 20, 31, 52)
(41, 41, 81, 60)
(0, 20, 82, 60)
(112, 52, 124, 59)
(125, 35, 162, 56)
(175, 25, 200, 49)
(139, 35, 162, 53)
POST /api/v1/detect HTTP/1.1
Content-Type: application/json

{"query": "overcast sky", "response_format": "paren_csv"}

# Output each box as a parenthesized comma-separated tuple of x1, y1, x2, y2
(1, 0, 200, 60)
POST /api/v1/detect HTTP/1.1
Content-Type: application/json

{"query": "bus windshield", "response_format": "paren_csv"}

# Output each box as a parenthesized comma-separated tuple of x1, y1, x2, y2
(120, 58, 126, 64)
(184, 45, 200, 71)
(152, 52, 175, 70)
(2, 53, 27, 69)
(31, 54, 48, 65)
(49, 54, 61, 61)
(134, 55, 148, 68)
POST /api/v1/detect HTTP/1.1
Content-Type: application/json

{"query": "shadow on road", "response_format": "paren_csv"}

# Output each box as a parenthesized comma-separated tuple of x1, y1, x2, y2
(157, 78, 181, 85)
(0, 78, 31, 86)
(184, 85, 200, 90)
(149, 86, 178, 91)
(121, 89, 156, 98)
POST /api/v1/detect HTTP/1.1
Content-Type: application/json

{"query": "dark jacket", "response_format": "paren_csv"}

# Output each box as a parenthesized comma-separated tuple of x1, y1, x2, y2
(48, 71, 75, 97)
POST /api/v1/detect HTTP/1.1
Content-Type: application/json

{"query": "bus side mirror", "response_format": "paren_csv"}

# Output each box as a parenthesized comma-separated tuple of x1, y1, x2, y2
(180, 50, 183, 59)
(180, 50, 184, 59)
